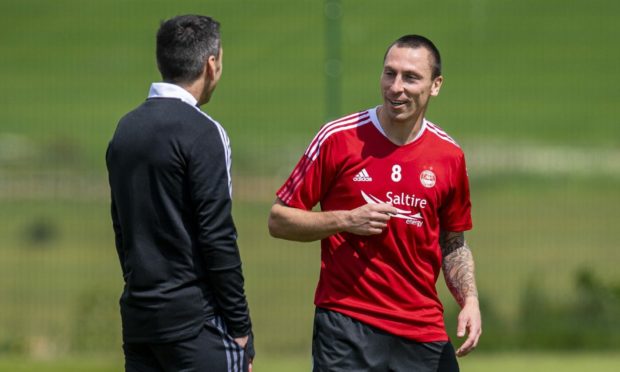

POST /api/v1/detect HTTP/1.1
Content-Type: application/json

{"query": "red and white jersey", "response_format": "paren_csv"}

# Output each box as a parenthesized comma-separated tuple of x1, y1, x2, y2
(276, 107, 472, 342)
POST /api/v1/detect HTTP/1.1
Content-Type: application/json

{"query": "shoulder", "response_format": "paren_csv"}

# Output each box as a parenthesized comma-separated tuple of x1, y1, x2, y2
(304, 110, 373, 159)
(424, 119, 464, 156)
(175, 101, 228, 136)
(193, 108, 229, 139)
(141, 98, 225, 131)
(185, 109, 231, 158)
(158, 99, 230, 143)
(143, 99, 230, 151)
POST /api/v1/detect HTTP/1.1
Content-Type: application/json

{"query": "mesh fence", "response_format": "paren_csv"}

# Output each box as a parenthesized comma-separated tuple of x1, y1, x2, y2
(1, 0, 619, 359)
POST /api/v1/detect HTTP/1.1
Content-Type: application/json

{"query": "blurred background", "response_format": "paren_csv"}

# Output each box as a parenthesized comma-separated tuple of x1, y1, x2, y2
(1, 0, 619, 370)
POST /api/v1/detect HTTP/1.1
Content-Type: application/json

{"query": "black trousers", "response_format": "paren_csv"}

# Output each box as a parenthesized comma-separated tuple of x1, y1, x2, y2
(312, 307, 459, 372)
(123, 317, 248, 372)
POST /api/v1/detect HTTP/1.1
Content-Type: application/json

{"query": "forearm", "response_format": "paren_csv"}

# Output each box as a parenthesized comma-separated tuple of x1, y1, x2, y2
(206, 265, 252, 338)
(198, 202, 252, 337)
(198, 215, 252, 337)
(268, 200, 350, 242)
(110, 199, 127, 277)
(440, 231, 479, 307)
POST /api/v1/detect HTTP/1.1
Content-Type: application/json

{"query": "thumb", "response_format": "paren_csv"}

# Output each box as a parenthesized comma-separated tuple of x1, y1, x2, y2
(457, 318, 467, 337)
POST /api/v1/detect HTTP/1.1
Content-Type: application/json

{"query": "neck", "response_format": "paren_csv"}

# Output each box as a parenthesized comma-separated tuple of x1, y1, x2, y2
(377, 107, 425, 145)
(177, 79, 206, 106)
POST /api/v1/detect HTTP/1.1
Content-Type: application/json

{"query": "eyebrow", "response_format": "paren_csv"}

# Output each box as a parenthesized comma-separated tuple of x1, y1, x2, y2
(383, 66, 423, 78)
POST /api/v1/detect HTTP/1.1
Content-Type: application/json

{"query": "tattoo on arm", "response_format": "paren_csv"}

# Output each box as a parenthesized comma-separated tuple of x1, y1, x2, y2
(439, 230, 465, 258)
(440, 231, 478, 307)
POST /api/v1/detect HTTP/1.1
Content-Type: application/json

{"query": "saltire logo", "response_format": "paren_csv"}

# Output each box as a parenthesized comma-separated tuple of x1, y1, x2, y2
(360, 190, 423, 222)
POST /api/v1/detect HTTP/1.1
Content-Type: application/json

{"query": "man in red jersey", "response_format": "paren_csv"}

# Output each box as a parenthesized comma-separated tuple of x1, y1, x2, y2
(269, 35, 481, 371)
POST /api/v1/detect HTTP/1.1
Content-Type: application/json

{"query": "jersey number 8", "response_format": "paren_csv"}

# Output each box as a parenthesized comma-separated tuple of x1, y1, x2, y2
(391, 164, 402, 182)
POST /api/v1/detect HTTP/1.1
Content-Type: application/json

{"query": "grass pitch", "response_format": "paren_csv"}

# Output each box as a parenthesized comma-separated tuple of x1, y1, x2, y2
(1, 353, 620, 372)
(1, 0, 619, 361)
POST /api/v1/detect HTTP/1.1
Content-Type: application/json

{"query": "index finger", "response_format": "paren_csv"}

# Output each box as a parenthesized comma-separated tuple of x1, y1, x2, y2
(368, 203, 398, 215)
(456, 329, 480, 357)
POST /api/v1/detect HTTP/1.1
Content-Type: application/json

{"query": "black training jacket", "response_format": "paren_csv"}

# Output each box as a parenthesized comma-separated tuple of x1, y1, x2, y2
(106, 83, 252, 344)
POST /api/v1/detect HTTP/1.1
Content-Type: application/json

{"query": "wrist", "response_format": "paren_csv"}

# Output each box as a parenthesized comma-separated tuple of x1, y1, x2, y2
(462, 295, 479, 307)
(233, 335, 249, 348)
(329, 210, 350, 233)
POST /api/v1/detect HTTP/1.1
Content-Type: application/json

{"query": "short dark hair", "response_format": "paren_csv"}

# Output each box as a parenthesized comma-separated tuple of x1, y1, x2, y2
(156, 15, 221, 84)
(384, 35, 442, 79)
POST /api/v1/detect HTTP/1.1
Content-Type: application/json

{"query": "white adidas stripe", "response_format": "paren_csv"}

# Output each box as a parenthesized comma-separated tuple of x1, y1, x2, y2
(280, 115, 371, 200)
(306, 119, 372, 160)
(426, 121, 460, 148)
(305, 112, 371, 160)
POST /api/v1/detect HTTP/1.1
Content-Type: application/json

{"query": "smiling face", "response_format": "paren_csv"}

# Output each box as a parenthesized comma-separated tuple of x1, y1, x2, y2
(380, 45, 443, 126)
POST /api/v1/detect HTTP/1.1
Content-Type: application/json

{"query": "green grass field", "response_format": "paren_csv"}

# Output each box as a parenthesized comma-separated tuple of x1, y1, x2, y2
(2, 176, 619, 356)
(1, 353, 620, 372)
(1, 0, 620, 366)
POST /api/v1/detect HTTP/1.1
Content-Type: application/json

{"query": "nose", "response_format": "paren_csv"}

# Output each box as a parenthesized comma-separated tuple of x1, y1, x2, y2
(388, 75, 404, 94)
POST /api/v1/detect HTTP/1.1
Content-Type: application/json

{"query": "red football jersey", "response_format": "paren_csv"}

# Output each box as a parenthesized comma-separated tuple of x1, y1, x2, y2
(277, 108, 472, 342)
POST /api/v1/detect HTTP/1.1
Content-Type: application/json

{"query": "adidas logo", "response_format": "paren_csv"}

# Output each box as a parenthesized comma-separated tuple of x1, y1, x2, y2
(353, 168, 373, 182)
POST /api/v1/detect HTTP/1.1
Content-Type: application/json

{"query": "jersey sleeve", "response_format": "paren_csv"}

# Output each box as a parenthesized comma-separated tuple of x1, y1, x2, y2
(276, 132, 335, 210)
(439, 153, 473, 232)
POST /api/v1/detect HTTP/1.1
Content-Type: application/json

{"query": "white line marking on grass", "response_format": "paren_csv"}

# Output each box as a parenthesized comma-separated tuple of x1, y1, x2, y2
(1, 141, 619, 200)
(464, 141, 620, 178)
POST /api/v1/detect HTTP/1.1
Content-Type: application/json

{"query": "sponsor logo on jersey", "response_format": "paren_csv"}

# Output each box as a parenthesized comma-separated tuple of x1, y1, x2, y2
(361, 190, 424, 227)
(353, 168, 373, 182)
(420, 170, 436, 188)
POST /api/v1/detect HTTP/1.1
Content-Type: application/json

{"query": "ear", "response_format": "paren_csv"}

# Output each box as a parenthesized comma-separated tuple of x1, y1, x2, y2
(205, 55, 218, 79)
(430, 75, 443, 96)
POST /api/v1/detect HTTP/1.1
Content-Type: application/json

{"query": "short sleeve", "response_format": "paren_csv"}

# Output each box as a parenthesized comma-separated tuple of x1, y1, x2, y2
(439, 153, 473, 232)
(276, 133, 335, 210)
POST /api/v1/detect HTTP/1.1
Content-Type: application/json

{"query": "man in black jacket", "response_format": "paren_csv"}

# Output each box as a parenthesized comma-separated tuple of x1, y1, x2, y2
(106, 14, 254, 371)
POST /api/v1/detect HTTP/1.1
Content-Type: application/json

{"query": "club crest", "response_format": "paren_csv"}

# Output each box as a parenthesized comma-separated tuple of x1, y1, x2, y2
(420, 170, 436, 188)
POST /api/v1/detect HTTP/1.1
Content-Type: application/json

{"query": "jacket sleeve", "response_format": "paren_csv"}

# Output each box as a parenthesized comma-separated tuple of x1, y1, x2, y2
(110, 195, 127, 277)
(188, 127, 252, 338)
(107, 142, 127, 279)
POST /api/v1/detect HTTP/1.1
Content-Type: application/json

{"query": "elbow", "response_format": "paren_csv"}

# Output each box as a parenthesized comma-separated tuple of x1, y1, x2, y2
(268, 201, 315, 242)
(267, 214, 279, 238)
(268, 206, 286, 239)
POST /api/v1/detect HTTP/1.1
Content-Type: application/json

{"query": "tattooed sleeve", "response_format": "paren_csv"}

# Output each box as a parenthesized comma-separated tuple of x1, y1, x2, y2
(440, 231, 478, 307)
